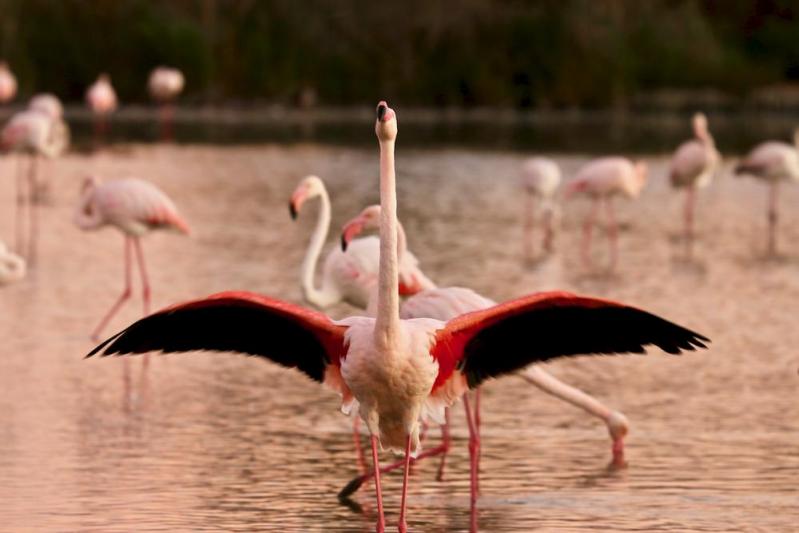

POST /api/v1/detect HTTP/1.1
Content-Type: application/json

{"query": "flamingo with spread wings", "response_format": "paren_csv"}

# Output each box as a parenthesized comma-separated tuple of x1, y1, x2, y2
(89, 102, 708, 533)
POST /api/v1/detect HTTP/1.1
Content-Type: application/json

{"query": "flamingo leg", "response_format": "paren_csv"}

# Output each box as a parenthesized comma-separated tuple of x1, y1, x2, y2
(132, 238, 151, 315)
(605, 197, 618, 269)
(435, 407, 451, 481)
(353, 416, 367, 474)
(397, 434, 413, 533)
(523, 191, 535, 260)
(767, 181, 779, 256)
(160, 104, 174, 142)
(338, 429, 452, 499)
(612, 437, 626, 467)
(27, 155, 39, 267)
(684, 187, 695, 258)
(542, 204, 555, 253)
(582, 197, 600, 267)
(463, 393, 480, 532)
(14, 155, 26, 256)
(91, 237, 133, 341)
(369, 435, 386, 533)
(474, 388, 481, 493)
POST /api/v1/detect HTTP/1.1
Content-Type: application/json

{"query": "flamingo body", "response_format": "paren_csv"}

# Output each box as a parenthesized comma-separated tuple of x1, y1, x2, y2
(0, 62, 17, 103)
(86, 74, 118, 115)
(736, 140, 799, 182)
(568, 157, 647, 199)
(521, 157, 561, 198)
(29, 93, 64, 120)
(148, 67, 185, 102)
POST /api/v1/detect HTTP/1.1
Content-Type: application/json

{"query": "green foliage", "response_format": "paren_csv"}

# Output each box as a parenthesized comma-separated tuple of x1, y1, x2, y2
(0, 0, 797, 107)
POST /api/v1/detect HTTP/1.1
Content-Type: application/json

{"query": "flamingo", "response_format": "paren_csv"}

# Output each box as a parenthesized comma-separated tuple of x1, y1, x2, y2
(86, 74, 118, 143)
(521, 157, 561, 259)
(339, 205, 631, 510)
(88, 101, 708, 533)
(565, 157, 648, 269)
(290, 174, 434, 310)
(0, 240, 25, 284)
(148, 66, 184, 141)
(0, 62, 17, 103)
(669, 113, 720, 255)
(1, 101, 69, 264)
(734, 129, 799, 256)
(74, 176, 190, 341)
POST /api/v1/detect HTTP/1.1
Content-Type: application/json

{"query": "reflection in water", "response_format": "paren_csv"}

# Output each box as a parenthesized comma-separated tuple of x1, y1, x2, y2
(0, 146, 797, 531)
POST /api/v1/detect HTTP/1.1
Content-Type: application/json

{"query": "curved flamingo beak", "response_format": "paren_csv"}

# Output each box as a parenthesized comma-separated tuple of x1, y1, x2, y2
(376, 101, 395, 122)
(340, 217, 366, 252)
(289, 188, 307, 220)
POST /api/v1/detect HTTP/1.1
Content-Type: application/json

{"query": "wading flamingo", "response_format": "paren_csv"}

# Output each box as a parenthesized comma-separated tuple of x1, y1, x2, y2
(74, 176, 190, 340)
(1, 101, 69, 264)
(86, 74, 118, 143)
(339, 205, 630, 513)
(0, 241, 25, 284)
(521, 157, 561, 259)
(148, 66, 184, 141)
(88, 102, 708, 533)
(289, 175, 434, 311)
(0, 62, 17, 103)
(565, 157, 648, 270)
(670, 113, 720, 255)
(734, 129, 799, 256)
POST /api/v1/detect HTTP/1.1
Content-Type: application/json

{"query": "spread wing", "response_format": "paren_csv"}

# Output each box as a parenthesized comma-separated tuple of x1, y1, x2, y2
(88, 291, 348, 383)
(431, 291, 709, 389)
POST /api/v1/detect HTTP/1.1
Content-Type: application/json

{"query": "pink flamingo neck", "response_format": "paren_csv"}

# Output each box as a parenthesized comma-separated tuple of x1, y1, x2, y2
(375, 138, 400, 348)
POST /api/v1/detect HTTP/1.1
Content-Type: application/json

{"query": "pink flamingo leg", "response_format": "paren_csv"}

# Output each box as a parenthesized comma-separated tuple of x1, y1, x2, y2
(27, 155, 39, 267)
(684, 187, 696, 258)
(397, 434, 413, 533)
(435, 408, 451, 481)
(582, 197, 600, 267)
(159, 104, 174, 142)
(463, 393, 480, 532)
(767, 181, 779, 256)
(14, 156, 26, 256)
(91, 237, 133, 341)
(523, 191, 535, 260)
(370, 435, 386, 533)
(605, 197, 618, 270)
(612, 437, 626, 467)
(132, 238, 151, 315)
(353, 416, 367, 474)
(542, 206, 555, 253)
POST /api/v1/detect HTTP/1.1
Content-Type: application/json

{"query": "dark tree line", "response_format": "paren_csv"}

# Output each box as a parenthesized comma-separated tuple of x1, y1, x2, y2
(1, 0, 798, 108)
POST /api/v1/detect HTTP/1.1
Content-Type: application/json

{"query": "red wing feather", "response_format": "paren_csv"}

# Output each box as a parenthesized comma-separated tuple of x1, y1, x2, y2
(88, 291, 347, 383)
(431, 291, 709, 389)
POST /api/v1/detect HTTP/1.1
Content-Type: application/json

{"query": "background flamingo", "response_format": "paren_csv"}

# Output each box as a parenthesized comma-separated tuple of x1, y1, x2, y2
(0, 62, 17, 103)
(1, 101, 69, 264)
(148, 66, 185, 141)
(290, 175, 433, 310)
(86, 73, 118, 143)
(670, 113, 720, 256)
(521, 157, 561, 259)
(734, 129, 799, 256)
(74, 176, 190, 340)
(565, 156, 648, 270)
(340, 205, 631, 512)
(89, 102, 709, 533)
(0, 240, 25, 284)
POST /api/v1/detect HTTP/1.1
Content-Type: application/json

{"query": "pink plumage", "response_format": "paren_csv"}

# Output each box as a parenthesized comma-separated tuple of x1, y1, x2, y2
(0, 62, 17, 103)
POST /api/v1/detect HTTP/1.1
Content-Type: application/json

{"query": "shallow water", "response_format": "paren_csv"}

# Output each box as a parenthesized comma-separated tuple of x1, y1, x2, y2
(0, 144, 797, 531)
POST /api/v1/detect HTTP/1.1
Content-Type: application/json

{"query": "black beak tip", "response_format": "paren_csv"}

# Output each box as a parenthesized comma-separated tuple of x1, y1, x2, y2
(376, 104, 386, 121)
(340, 234, 348, 252)
(289, 202, 297, 220)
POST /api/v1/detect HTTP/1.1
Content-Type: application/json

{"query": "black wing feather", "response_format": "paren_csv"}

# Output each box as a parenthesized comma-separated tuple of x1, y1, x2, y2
(460, 305, 709, 388)
(87, 295, 340, 383)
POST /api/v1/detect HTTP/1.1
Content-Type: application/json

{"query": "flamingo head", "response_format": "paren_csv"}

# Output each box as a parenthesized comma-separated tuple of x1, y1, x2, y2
(340, 204, 380, 251)
(289, 174, 323, 220)
(607, 411, 629, 467)
(375, 101, 397, 142)
(692, 112, 711, 143)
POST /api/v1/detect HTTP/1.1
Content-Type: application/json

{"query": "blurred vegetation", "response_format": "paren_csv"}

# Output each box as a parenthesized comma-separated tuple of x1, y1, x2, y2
(1, 0, 799, 108)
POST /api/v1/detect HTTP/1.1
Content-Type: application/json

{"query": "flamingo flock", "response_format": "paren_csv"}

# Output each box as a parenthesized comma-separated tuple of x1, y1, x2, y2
(0, 55, 796, 532)
(88, 102, 709, 533)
